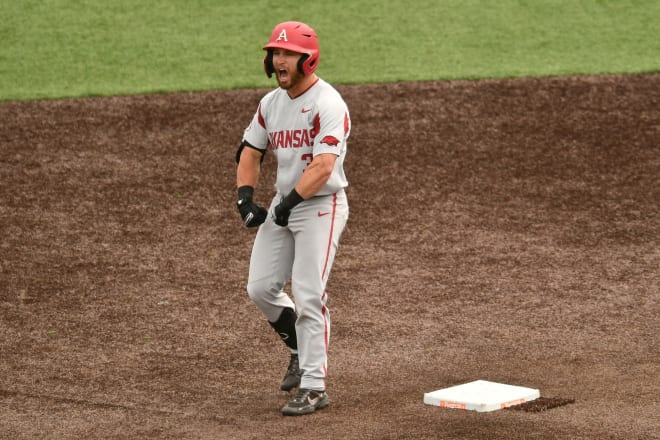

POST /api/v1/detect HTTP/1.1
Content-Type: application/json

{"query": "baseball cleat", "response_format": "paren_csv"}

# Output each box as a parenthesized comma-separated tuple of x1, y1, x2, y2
(281, 388, 329, 416)
(280, 353, 302, 391)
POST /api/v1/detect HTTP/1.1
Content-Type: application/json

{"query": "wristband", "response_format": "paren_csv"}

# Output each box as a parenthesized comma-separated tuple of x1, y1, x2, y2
(238, 185, 254, 204)
(282, 188, 304, 210)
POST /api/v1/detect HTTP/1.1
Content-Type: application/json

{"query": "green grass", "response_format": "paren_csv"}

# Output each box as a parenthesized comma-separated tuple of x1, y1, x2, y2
(1, 0, 659, 101)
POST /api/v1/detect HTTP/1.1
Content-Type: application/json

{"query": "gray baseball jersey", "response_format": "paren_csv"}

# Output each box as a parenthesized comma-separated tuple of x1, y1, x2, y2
(242, 78, 350, 195)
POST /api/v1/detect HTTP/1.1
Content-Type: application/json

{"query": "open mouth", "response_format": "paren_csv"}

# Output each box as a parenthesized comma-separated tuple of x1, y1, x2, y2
(278, 69, 289, 80)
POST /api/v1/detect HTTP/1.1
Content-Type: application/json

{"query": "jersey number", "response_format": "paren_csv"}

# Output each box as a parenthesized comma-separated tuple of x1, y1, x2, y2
(301, 153, 313, 168)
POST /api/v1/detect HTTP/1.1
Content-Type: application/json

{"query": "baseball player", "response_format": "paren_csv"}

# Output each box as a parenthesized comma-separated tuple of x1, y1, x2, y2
(235, 21, 351, 416)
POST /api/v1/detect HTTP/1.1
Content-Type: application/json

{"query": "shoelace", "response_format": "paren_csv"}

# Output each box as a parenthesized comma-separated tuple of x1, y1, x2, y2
(292, 388, 312, 402)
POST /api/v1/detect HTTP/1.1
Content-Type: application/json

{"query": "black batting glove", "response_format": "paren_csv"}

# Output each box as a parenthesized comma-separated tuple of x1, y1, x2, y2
(273, 189, 304, 227)
(237, 186, 267, 228)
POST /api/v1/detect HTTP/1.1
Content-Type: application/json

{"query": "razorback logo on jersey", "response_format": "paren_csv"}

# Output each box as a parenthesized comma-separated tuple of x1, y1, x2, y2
(320, 136, 340, 147)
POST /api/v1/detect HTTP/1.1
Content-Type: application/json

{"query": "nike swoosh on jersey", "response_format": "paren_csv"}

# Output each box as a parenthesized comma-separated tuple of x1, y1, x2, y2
(317, 211, 330, 217)
(301, 108, 312, 113)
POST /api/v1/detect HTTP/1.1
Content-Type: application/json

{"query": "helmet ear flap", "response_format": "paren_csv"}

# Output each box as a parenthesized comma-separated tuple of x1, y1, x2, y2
(264, 50, 275, 78)
(297, 54, 309, 75)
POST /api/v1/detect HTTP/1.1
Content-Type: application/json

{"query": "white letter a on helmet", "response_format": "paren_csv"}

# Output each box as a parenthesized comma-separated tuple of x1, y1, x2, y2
(277, 29, 288, 42)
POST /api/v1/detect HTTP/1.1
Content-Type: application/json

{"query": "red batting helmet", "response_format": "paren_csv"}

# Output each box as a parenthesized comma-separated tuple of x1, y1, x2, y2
(263, 21, 320, 78)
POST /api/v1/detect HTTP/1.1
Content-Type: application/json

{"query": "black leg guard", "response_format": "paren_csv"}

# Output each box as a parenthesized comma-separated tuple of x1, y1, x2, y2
(269, 307, 298, 350)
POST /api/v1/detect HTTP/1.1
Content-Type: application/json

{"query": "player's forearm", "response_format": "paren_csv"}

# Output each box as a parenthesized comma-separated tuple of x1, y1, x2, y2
(294, 154, 335, 199)
(236, 149, 261, 188)
(237, 168, 259, 188)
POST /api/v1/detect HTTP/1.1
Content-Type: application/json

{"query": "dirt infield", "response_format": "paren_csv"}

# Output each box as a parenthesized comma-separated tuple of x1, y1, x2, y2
(1, 74, 658, 439)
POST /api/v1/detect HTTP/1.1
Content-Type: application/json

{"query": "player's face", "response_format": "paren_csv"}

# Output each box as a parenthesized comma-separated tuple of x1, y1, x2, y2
(272, 48, 305, 91)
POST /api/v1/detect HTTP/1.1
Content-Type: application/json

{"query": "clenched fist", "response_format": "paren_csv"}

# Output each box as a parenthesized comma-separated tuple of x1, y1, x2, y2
(237, 186, 267, 228)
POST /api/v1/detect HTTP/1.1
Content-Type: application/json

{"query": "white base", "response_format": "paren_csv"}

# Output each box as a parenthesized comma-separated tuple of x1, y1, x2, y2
(424, 380, 540, 412)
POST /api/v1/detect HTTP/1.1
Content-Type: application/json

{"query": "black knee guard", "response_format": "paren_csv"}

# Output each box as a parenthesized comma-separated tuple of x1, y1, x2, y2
(269, 307, 298, 350)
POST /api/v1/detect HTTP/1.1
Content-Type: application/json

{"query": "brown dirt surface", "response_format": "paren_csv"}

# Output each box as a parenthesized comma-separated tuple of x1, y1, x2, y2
(1, 74, 659, 439)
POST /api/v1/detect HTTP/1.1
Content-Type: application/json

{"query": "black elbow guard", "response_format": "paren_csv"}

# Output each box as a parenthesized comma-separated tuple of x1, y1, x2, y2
(236, 140, 265, 164)
(235, 140, 248, 164)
